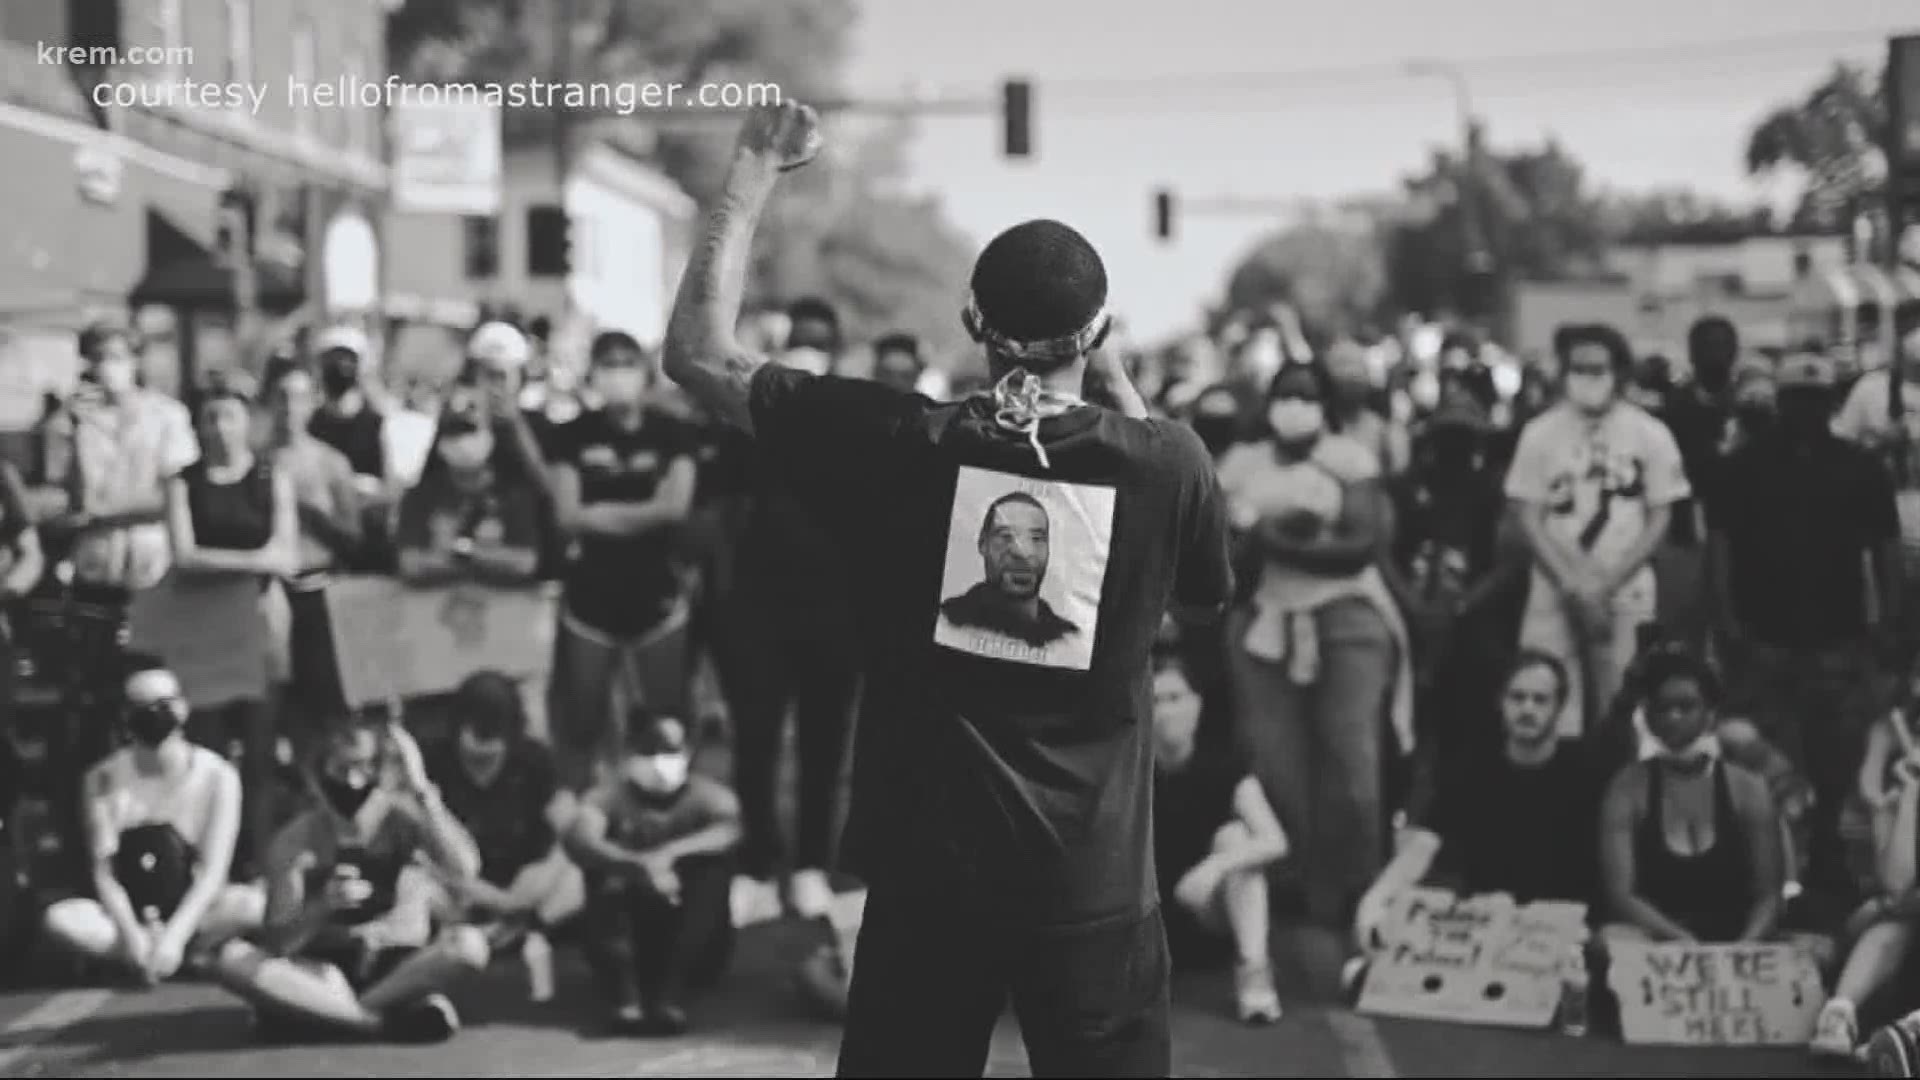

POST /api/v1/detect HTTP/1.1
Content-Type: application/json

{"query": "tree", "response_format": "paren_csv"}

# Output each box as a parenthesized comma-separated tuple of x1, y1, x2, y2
(1744, 62, 1886, 230)
(1382, 135, 1611, 324)
(1221, 221, 1387, 341)
(387, 0, 973, 352)
(1602, 189, 1779, 246)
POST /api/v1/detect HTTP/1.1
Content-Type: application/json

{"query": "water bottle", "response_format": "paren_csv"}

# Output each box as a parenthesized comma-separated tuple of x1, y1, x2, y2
(1557, 943, 1590, 1037)
(523, 930, 554, 1003)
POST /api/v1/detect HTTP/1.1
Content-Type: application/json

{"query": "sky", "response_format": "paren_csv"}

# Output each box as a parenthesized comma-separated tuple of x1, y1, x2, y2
(841, 0, 1915, 344)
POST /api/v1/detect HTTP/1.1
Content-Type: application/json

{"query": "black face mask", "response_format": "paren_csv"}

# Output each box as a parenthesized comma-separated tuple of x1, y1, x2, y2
(125, 701, 183, 748)
(318, 773, 375, 819)
(320, 362, 359, 398)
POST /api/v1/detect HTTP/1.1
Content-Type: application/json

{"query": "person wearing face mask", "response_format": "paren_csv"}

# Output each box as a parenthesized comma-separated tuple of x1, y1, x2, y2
(41, 655, 259, 983)
(305, 327, 392, 500)
(1598, 648, 1785, 946)
(548, 332, 699, 791)
(1354, 652, 1605, 960)
(424, 671, 581, 1001)
(566, 708, 740, 1034)
(32, 321, 199, 763)
(1709, 353, 1899, 905)
(1149, 655, 1286, 1024)
(1217, 361, 1412, 928)
(870, 332, 928, 396)
(395, 393, 543, 588)
(210, 714, 487, 1043)
(1506, 323, 1690, 738)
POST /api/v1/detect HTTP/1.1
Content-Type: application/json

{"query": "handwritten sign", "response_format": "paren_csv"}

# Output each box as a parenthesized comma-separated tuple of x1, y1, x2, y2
(325, 575, 558, 706)
(1608, 941, 1825, 1046)
(127, 572, 271, 708)
(1357, 888, 1587, 1029)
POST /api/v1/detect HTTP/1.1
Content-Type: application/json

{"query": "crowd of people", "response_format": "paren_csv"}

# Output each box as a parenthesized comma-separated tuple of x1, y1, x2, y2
(6, 100, 1920, 1077)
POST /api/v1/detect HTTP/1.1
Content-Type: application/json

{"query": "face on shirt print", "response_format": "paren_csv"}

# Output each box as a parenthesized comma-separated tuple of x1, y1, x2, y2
(933, 466, 1116, 671)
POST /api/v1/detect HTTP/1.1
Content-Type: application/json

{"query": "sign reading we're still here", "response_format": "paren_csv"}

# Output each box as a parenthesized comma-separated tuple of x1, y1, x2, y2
(1608, 941, 1825, 1047)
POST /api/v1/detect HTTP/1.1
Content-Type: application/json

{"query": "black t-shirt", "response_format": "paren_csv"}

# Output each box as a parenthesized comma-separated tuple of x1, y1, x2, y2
(749, 367, 1235, 928)
(426, 740, 558, 888)
(1417, 740, 1606, 905)
(1152, 751, 1242, 900)
(1660, 391, 1728, 544)
(184, 459, 276, 551)
(309, 406, 386, 480)
(556, 408, 695, 637)
(1716, 434, 1898, 647)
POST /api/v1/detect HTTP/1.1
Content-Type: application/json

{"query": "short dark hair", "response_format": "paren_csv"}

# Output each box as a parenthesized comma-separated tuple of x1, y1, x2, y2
(1264, 361, 1345, 434)
(786, 298, 841, 350)
(262, 355, 312, 396)
(979, 491, 1049, 545)
(590, 330, 645, 364)
(1560, 323, 1634, 375)
(453, 670, 526, 740)
(1687, 316, 1738, 369)
(970, 219, 1108, 347)
(873, 332, 922, 362)
(1638, 645, 1721, 706)
(78, 320, 138, 362)
(622, 706, 689, 754)
(1508, 648, 1570, 707)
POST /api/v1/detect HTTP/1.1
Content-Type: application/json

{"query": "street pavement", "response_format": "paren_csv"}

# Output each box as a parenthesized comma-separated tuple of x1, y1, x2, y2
(0, 917, 1861, 1078)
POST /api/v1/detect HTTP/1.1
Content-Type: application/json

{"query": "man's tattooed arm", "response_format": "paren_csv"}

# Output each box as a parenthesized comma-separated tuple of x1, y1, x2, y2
(661, 152, 781, 434)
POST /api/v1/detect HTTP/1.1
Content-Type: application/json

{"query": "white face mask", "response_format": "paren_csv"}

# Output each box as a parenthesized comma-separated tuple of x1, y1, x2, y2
(1564, 372, 1616, 411)
(626, 752, 690, 795)
(437, 431, 493, 472)
(1268, 400, 1325, 443)
(783, 348, 831, 376)
(594, 367, 647, 407)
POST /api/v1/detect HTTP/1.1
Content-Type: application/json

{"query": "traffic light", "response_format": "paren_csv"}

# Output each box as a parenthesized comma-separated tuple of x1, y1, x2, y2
(527, 204, 572, 277)
(1153, 189, 1174, 241)
(1002, 78, 1032, 158)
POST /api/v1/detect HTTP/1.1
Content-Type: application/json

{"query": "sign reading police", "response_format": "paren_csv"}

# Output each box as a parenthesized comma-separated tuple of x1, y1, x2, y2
(1357, 888, 1587, 1030)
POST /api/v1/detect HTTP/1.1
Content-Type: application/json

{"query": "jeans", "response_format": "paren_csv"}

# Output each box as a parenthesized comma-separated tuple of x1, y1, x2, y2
(1227, 595, 1396, 927)
(583, 853, 735, 1007)
(837, 894, 1171, 1079)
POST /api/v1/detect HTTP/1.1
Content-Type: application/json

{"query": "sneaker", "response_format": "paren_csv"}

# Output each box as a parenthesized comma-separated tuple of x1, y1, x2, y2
(640, 1000, 690, 1036)
(1234, 961, 1282, 1024)
(383, 993, 460, 1044)
(1869, 1012, 1920, 1077)
(788, 868, 835, 920)
(1812, 999, 1859, 1058)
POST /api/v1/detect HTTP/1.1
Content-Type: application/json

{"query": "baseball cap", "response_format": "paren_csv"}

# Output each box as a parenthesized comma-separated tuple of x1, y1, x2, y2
(313, 325, 370, 359)
(468, 321, 531, 372)
(1775, 353, 1836, 390)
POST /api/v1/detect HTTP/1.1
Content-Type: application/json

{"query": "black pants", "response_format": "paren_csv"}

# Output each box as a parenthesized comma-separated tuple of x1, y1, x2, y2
(184, 699, 275, 881)
(837, 893, 1172, 1079)
(716, 597, 859, 878)
(583, 854, 735, 1007)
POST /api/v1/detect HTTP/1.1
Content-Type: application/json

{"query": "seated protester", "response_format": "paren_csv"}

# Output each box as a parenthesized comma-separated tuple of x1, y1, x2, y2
(566, 708, 740, 1035)
(1815, 700, 1920, 1058)
(42, 655, 260, 983)
(395, 388, 543, 588)
(0, 708, 87, 979)
(424, 671, 581, 997)
(210, 715, 488, 1044)
(1355, 652, 1605, 954)
(1150, 655, 1287, 1024)
(1598, 648, 1784, 946)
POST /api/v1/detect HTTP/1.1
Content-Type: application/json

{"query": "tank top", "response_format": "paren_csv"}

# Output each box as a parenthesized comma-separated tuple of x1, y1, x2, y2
(184, 459, 275, 551)
(91, 746, 227, 919)
(1634, 762, 1752, 943)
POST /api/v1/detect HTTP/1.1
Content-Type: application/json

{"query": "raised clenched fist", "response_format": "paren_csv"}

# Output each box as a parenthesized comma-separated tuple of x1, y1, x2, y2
(737, 100, 823, 172)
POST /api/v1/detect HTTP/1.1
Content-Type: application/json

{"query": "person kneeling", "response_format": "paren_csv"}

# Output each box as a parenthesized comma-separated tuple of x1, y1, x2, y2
(211, 716, 488, 1043)
(43, 655, 261, 983)
(566, 709, 739, 1035)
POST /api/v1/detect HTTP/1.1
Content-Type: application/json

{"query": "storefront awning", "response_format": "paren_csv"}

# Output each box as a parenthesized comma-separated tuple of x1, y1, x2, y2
(128, 209, 303, 311)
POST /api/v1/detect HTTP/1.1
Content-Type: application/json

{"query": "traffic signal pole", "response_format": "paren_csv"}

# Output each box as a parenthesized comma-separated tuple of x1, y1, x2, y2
(623, 83, 1035, 160)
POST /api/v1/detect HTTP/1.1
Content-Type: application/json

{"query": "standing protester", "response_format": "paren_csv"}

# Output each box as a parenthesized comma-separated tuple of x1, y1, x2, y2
(663, 102, 1231, 1078)
(33, 321, 199, 762)
(719, 297, 863, 922)
(42, 655, 259, 982)
(1835, 323, 1920, 639)
(1662, 316, 1740, 548)
(1711, 353, 1899, 903)
(1506, 323, 1689, 737)
(871, 333, 929, 395)
(548, 332, 698, 790)
(306, 328, 394, 574)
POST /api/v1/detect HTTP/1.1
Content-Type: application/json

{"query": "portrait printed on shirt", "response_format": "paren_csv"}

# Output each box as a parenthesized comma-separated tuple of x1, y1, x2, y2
(933, 466, 1115, 671)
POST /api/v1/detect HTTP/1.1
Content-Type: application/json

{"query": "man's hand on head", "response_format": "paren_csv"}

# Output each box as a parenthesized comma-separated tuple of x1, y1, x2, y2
(736, 100, 824, 173)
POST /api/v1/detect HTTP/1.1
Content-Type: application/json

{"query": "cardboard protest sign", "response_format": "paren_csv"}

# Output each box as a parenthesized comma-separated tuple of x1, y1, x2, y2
(325, 574, 558, 706)
(1357, 888, 1587, 1029)
(127, 572, 271, 708)
(1607, 941, 1825, 1046)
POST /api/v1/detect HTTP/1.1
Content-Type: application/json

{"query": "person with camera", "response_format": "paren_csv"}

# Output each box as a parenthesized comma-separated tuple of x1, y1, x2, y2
(40, 654, 259, 983)
(209, 714, 487, 1044)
